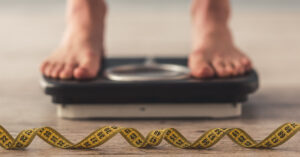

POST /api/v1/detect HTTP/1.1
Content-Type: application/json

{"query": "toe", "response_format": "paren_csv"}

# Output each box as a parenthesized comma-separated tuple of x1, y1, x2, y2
(73, 66, 98, 80)
(224, 62, 236, 77)
(73, 67, 91, 79)
(44, 63, 54, 77)
(229, 62, 239, 76)
(233, 60, 246, 75)
(59, 64, 76, 79)
(73, 60, 99, 80)
(189, 52, 214, 78)
(241, 57, 252, 71)
(191, 63, 214, 78)
(212, 60, 230, 77)
(40, 60, 50, 73)
(51, 63, 64, 78)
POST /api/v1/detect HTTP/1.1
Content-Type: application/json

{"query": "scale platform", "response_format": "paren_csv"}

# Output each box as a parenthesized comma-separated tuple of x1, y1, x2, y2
(41, 58, 259, 119)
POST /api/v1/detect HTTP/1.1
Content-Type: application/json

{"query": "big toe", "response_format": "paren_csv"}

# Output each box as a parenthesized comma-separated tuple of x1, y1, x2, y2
(59, 64, 76, 79)
(192, 64, 214, 78)
(189, 54, 214, 78)
(212, 60, 231, 77)
(73, 67, 98, 79)
(73, 62, 99, 80)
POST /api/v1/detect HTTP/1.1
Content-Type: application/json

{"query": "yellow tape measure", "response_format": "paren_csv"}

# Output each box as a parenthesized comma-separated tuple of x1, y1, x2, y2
(0, 123, 299, 150)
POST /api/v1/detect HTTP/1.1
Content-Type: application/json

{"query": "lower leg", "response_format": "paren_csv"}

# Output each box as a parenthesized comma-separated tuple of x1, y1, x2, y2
(189, 0, 252, 78)
(41, 0, 107, 79)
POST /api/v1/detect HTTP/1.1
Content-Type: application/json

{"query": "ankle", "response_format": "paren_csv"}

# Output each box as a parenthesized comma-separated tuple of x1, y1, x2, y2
(64, 0, 107, 46)
(67, 0, 107, 29)
(67, 0, 107, 17)
(191, 0, 230, 28)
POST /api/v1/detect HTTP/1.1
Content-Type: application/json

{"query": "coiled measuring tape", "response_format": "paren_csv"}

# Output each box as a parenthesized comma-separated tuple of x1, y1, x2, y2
(0, 123, 299, 150)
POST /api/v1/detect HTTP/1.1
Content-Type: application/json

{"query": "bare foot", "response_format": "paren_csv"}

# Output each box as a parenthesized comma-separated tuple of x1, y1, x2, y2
(189, 0, 252, 78)
(40, 0, 106, 80)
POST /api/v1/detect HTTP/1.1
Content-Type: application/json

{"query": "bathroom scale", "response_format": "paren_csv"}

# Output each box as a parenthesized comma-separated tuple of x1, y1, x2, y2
(40, 57, 259, 119)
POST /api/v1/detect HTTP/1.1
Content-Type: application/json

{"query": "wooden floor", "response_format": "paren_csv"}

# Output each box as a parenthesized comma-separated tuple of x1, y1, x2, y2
(1, 1, 300, 156)
(2, 87, 300, 156)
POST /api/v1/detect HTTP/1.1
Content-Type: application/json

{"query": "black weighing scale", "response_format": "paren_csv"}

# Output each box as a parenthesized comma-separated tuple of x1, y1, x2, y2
(40, 57, 259, 118)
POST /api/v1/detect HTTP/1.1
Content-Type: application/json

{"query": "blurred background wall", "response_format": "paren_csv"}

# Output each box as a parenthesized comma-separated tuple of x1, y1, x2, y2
(0, 0, 299, 89)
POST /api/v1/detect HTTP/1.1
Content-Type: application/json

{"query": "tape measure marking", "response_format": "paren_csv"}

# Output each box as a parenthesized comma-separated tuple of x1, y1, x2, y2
(0, 123, 299, 150)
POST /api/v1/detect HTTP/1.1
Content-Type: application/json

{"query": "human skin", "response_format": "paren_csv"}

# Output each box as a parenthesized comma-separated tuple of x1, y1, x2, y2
(40, 0, 252, 79)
